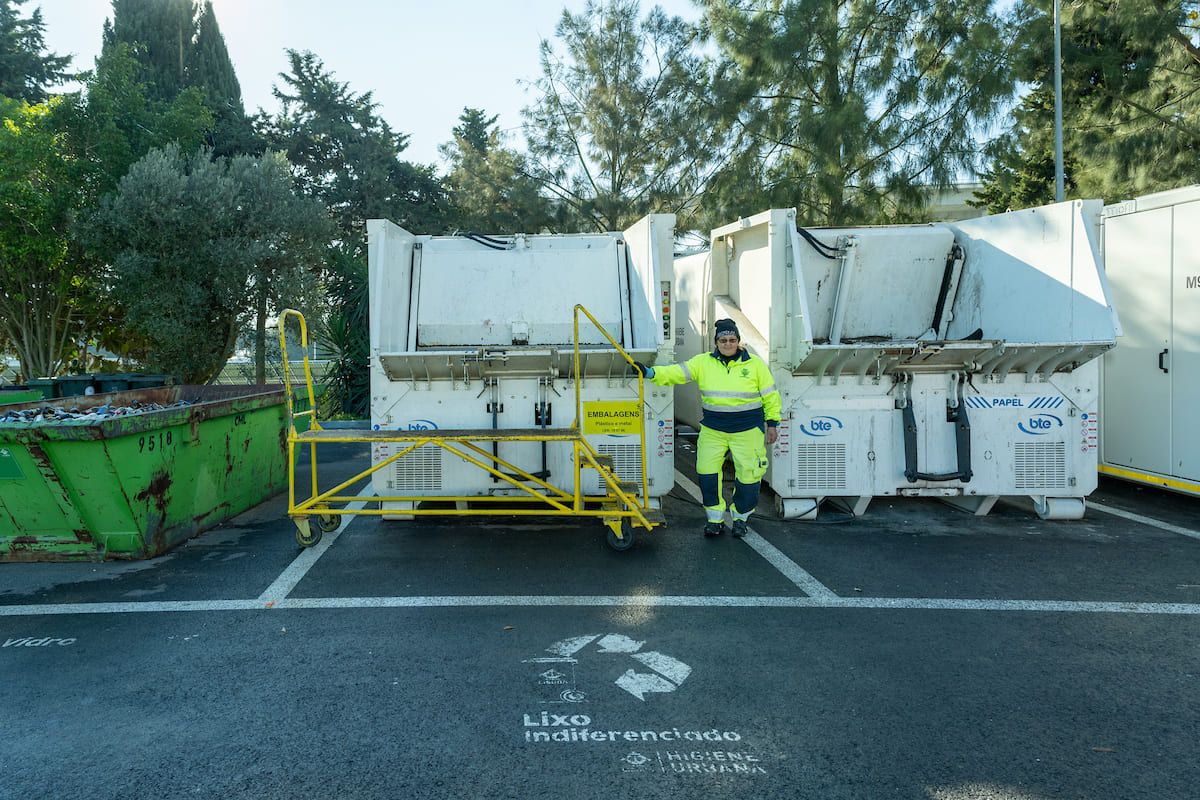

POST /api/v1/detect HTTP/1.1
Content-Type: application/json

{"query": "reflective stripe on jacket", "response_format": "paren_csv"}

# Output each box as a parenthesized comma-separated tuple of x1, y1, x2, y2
(650, 348, 781, 434)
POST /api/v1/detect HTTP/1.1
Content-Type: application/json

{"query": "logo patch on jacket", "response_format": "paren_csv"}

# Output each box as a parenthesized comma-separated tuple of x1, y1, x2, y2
(741, 368, 749, 377)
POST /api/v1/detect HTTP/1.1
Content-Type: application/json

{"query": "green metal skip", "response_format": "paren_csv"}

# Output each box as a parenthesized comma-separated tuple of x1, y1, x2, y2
(0, 385, 291, 562)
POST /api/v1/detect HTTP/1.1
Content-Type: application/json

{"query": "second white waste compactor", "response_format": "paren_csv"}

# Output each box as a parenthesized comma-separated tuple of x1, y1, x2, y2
(292, 214, 680, 549)
(671, 201, 1121, 520)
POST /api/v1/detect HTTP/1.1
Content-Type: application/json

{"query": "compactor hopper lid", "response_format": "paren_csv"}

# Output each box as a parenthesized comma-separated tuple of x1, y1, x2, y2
(413, 234, 627, 348)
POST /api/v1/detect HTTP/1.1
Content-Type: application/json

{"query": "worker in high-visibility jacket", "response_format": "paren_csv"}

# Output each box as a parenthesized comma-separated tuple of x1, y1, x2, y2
(634, 318, 780, 537)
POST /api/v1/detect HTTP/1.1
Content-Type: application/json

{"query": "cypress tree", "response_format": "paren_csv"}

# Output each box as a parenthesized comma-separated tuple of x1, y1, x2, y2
(189, 0, 242, 115)
(189, 0, 256, 156)
(102, 0, 196, 103)
(102, 0, 257, 155)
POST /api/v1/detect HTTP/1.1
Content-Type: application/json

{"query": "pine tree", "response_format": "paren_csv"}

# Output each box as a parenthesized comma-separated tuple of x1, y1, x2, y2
(453, 108, 498, 156)
(0, 0, 71, 102)
(260, 49, 448, 415)
(521, 0, 726, 232)
(189, 1, 240, 111)
(701, 0, 1015, 225)
(264, 49, 447, 242)
(975, 0, 1200, 208)
(440, 107, 557, 233)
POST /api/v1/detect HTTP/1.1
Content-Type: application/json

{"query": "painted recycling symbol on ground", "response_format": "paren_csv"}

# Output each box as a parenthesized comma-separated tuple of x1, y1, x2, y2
(526, 633, 692, 701)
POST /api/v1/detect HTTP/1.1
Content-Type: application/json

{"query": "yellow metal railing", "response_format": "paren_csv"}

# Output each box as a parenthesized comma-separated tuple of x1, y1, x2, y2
(278, 309, 319, 434)
(277, 305, 658, 548)
(572, 303, 651, 508)
(279, 309, 322, 521)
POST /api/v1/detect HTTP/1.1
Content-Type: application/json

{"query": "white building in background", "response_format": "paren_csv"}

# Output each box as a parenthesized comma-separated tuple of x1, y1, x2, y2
(926, 182, 988, 222)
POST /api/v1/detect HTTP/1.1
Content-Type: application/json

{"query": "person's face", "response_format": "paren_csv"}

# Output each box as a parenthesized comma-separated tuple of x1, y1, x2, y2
(717, 334, 739, 357)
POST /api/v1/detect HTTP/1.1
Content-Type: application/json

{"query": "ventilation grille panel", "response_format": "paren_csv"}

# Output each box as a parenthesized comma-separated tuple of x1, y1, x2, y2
(792, 443, 847, 492)
(585, 443, 644, 493)
(597, 443, 643, 484)
(388, 444, 443, 492)
(1013, 441, 1067, 489)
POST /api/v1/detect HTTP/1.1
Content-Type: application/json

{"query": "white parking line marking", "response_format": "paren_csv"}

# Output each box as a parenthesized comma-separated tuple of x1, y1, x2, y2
(3, 595, 1198, 616)
(257, 484, 376, 603)
(6, 480, 1199, 620)
(1085, 501, 1200, 541)
(672, 472, 706, 503)
(740, 531, 839, 598)
(674, 470, 838, 598)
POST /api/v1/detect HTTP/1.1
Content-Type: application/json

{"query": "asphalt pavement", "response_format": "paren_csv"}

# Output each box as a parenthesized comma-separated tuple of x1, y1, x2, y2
(2, 438, 1198, 800)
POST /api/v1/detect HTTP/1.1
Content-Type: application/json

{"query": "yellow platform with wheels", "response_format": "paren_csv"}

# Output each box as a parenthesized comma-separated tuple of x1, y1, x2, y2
(279, 306, 664, 551)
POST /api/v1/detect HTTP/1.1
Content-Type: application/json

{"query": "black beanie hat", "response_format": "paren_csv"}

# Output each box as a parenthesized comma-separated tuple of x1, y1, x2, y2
(714, 318, 740, 341)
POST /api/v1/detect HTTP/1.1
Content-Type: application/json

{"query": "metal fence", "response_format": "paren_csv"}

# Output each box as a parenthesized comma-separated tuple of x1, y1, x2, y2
(1, 362, 331, 389)
(211, 360, 331, 386)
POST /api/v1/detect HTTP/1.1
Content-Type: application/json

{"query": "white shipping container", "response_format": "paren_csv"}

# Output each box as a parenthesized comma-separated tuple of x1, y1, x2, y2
(1100, 187, 1200, 496)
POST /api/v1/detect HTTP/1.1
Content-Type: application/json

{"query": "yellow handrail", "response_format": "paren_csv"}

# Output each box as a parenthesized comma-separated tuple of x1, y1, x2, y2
(278, 309, 323, 514)
(277, 309, 320, 434)
(572, 303, 650, 507)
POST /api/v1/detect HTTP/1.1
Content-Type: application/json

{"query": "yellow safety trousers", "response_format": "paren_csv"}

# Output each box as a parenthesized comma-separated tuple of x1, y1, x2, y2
(696, 426, 769, 522)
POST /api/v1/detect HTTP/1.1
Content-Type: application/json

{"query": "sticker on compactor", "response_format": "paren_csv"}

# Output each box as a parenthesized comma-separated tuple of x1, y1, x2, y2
(583, 402, 642, 436)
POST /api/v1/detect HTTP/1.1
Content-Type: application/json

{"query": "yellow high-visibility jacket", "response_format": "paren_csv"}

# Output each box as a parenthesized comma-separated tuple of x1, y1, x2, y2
(650, 348, 781, 434)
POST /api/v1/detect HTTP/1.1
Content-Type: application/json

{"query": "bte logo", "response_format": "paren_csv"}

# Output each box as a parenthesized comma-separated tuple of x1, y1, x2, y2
(405, 419, 438, 430)
(1018, 413, 1063, 435)
(799, 416, 843, 437)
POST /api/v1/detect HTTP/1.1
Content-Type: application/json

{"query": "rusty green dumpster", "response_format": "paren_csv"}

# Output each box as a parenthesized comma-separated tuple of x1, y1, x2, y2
(0, 385, 290, 561)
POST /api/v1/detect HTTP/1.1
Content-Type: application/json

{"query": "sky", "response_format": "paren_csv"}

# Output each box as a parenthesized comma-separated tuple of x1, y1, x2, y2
(37, 0, 702, 168)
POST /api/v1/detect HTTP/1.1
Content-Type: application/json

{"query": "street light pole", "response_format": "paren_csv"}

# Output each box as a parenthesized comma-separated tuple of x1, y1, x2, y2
(1053, 0, 1064, 202)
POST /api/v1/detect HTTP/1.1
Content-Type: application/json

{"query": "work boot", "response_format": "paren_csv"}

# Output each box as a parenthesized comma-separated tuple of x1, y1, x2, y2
(703, 521, 725, 537)
(731, 519, 748, 538)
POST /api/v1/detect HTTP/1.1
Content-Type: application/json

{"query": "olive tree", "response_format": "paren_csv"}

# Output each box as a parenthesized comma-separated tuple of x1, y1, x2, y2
(81, 145, 331, 384)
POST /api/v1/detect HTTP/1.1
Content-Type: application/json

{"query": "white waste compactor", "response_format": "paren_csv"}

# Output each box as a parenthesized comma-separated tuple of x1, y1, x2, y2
(357, 214, 677, 547)
(671, 201, 1121, 519)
